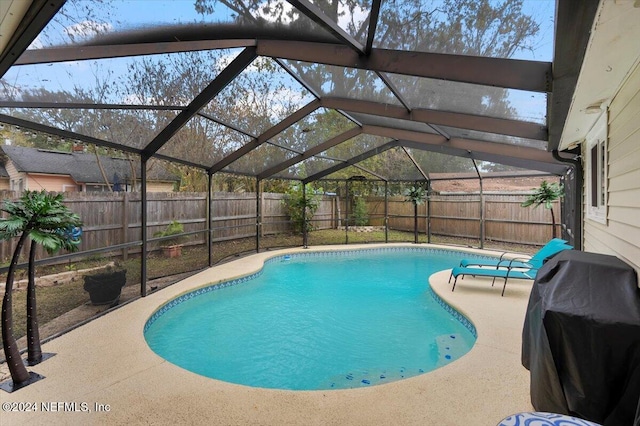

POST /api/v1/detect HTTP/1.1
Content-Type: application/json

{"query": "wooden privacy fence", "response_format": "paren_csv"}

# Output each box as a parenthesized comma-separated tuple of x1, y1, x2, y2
(376, 193, 561, 245)
(0, 191, 206, 262)
(0, 190, 559, 262)
(0, 191, 334, 262)
(333, 192, 559, 244)
(211, 192, 337, 240)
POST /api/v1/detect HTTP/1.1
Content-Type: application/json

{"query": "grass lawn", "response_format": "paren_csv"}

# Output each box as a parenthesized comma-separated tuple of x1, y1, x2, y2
(10, 280, 90, 341)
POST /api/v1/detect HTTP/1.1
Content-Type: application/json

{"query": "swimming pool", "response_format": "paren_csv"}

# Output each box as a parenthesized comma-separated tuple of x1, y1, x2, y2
(144, 248, 478, 390)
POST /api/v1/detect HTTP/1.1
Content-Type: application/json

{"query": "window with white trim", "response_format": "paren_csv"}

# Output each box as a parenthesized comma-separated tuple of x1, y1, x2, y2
(586, 111, 607, 224)
(10, 178, 23, 192)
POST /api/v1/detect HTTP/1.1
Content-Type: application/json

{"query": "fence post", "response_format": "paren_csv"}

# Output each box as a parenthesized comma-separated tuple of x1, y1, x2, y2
(330, 194, 338, 229)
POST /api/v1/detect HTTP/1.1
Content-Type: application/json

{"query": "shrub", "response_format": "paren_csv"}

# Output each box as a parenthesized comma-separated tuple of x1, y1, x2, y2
(284, 184, 321, 234)
(352, 196, 369, 226)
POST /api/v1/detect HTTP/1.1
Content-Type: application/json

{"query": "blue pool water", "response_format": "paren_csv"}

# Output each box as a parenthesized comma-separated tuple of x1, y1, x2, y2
(144, 248, 477, 390)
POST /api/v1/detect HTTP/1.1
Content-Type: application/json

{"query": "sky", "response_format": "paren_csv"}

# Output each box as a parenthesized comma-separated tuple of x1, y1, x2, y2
(1, 0, 556, 126)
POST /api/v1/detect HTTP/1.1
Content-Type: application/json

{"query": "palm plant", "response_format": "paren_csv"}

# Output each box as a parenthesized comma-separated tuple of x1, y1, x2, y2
(26, 222, 81, 365)
(0, 191, 81, 388)
(405, 183, 428, 243)
(521, 180, 564, 239)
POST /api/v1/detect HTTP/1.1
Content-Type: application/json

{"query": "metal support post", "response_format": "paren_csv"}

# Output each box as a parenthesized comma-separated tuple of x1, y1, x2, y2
(207, 171, 213, 267)
(384, 181, 388, 243)
(256, 178, 261, 253)
(141, 157, 148, 297)
(472, 159, 484, 249)
(302, 183, 308, 248)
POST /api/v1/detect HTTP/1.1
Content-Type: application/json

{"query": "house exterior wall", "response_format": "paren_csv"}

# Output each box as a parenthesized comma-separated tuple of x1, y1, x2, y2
(145, 181, 175, 192)
(5, 160, 78, 191)
(3, 158, 175, 193)
(5, 161, 18, 177)
(25, 173, 79, 192)
(583, 61, 640, 275)
(5, 161, 25, 191)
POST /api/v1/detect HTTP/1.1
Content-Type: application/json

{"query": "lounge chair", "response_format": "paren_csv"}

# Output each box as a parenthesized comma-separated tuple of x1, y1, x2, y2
(458, 238, 569, 269)
(448, 244, 573, 296)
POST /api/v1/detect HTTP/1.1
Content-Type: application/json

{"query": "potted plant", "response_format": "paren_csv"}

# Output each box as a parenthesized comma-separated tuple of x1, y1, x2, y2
(154, 220, 186, 257)
(83, 263, 127, 306)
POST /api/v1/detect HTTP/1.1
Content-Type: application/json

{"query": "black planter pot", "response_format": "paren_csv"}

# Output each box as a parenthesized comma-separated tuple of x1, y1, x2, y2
(83, 270, 127, 306)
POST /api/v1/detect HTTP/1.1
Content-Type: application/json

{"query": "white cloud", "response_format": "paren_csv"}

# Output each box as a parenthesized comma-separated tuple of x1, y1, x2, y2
(255, 0, 296, 24)
(269, 86, 312, 118)
(25, 20, 111, 50)
(120, 93, 148, 105)
(27, 37, 44, 50)
(337, 3, 369, 32)
(254, 0, 369, 34)
(64, 20, 113, 41)
(215, 50, 247, 70)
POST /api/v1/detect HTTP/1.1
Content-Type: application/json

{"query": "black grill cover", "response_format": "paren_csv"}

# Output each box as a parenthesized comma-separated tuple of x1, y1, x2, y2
(522, 250, 640, 426)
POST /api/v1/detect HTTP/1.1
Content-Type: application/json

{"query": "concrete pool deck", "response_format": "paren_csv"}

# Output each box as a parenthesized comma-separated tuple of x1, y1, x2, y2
(1, 244, 534, 425)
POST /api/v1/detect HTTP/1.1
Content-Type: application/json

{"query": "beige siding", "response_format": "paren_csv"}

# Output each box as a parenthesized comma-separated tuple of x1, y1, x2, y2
(25, 173, 79, 192)
(583, 61, 640, 276)
(145, 181, 175, 192)
(5, 161, 25, 190)
(5, 160, 20, 178)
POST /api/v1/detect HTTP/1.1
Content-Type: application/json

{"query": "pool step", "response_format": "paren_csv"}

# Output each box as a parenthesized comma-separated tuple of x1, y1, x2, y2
(435, 333, 467, 367)
(321, 366, 426, 389)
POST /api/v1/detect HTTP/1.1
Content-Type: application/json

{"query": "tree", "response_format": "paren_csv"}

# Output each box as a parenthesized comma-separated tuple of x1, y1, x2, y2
(521, 180, 564, 239)
(0, 191, 82, 387)
(284, 183, 321, 234)
(2, 0, 545, 190)
(352, 196, 369, 226)
(199, 0, 541, 182)
(122, 51, 306, 189)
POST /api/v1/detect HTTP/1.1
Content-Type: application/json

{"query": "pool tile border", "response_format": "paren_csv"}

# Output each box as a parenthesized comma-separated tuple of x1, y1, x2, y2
(143, 269, 264, 333)
(144, 247, 486, 336)
(426, 285, 477, 338)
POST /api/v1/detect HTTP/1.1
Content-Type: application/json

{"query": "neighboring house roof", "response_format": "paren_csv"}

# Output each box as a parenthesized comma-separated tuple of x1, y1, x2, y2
(1, 145, 178, 184)
(428, 170, 553, 181)
(0, 163, 8, 178)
